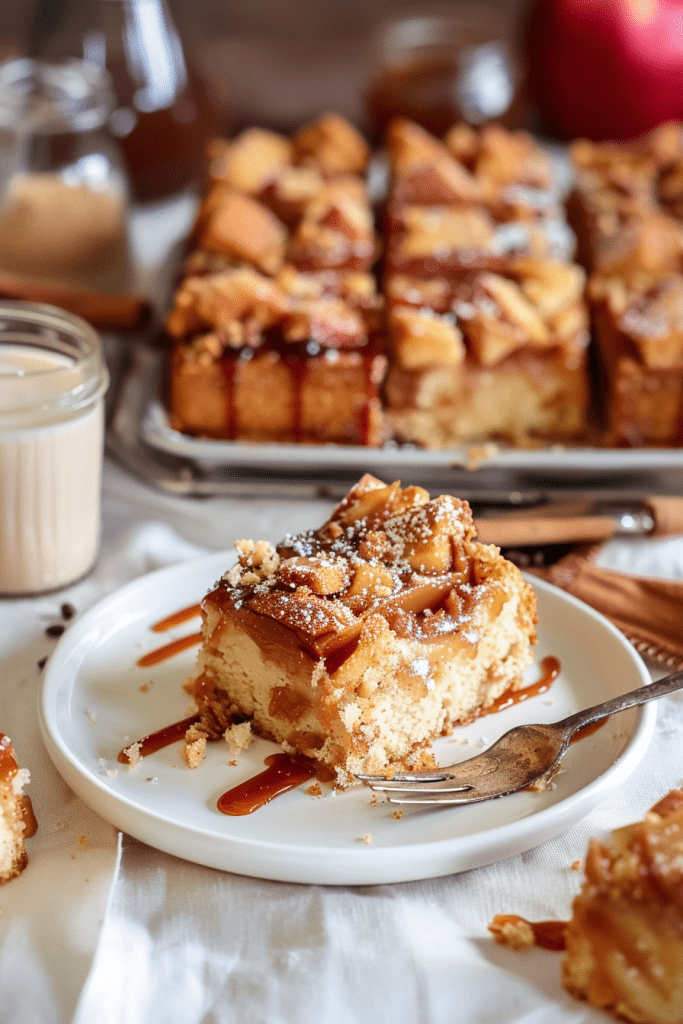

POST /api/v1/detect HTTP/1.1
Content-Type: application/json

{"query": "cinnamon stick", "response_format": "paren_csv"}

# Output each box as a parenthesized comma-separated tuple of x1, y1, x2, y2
(531, 550, 683, 669)
(0, 270, 151, 331)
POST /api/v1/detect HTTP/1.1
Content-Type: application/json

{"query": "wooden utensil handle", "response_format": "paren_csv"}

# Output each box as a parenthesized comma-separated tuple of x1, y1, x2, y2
(473, 514, 617, 548)
(645, 496, 683, 536)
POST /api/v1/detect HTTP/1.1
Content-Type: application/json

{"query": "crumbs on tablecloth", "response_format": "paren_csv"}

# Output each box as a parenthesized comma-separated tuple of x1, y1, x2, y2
(306, 782, 322, 797)
(488, 915, 535, 950)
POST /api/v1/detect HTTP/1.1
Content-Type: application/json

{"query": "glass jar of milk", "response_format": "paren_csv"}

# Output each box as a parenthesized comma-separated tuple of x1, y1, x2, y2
(0, 301, 109, 595)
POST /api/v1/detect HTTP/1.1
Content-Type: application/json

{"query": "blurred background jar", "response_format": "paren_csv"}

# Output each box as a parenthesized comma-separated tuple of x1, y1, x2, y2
(365, 4, 528, 141)
(0, 57, 131, 293)
(28, 0, 225, 203)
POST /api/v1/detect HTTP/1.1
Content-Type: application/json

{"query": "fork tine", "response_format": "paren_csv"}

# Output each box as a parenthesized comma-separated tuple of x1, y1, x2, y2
(384, 789, 493, 806)
(353, 770, 452, 784)
(365, 780, 474, 794)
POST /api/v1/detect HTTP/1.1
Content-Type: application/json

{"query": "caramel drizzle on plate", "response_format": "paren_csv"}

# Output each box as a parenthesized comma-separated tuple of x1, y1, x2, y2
(217, 753, 317, 815)
(480, 656, 560, 718)
(136, 602, 203, 666)
(136, 632, 203, 667)
(118, 714, 201, 764)
(151, 603, 202, 633)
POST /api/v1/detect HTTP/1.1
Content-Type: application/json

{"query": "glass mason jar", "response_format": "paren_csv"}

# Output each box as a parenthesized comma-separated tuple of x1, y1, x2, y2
(0, 57, 131, 293)
(0, 301, 109, 595)
(365, 6, 528, 141)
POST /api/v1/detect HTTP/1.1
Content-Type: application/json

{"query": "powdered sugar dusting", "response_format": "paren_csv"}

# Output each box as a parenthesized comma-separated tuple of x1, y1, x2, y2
(211, 475, 496, 653)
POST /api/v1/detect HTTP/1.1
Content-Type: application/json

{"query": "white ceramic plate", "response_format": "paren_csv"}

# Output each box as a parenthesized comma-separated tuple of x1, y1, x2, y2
(39, 553, 655, 885)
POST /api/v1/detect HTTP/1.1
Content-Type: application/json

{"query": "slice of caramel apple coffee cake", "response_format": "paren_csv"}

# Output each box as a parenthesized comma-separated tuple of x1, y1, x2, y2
(185, 475, 538, 786)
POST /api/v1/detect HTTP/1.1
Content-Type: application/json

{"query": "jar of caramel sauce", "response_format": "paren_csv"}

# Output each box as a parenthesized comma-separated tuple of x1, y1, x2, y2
(365, 7, 528, 140)
(28, 0, 224, 203)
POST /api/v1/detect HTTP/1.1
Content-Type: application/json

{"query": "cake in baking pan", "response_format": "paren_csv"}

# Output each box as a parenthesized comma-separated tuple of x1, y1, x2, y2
(166, 114, 387, 446)
(568, 122, 683, 445)
(382, 118, 590, 446)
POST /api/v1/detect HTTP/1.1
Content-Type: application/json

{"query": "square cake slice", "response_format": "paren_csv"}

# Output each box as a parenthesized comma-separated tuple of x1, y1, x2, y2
(383, 260, 589, 447)
(0, 734, 33, 883)
(563, 790, 683, 1024)
(186, 475, 537, 786)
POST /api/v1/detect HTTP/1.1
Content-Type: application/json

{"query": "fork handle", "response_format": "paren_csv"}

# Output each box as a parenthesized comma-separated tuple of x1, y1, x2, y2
(555, 668, 683, 740)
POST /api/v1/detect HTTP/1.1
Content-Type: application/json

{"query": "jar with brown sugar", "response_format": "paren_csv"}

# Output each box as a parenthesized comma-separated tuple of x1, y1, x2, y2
(0, 58, 131, 293)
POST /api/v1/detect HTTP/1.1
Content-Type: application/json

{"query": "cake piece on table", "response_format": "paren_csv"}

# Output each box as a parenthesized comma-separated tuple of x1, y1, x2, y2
(165, 114, 386, 446)
(168, 331, 387, 445)
(185, 475, 538, 787)
(563, 789, 683, 1024)
(166, 263, 386, 444)
(0, 734, 34, 883)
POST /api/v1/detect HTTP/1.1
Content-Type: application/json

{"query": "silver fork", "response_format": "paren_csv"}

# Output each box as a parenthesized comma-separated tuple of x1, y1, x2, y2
(354, 670, 683, 806)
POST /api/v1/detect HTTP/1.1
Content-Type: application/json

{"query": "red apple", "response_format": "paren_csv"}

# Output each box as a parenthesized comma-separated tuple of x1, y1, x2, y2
(526, 0, 683, 140)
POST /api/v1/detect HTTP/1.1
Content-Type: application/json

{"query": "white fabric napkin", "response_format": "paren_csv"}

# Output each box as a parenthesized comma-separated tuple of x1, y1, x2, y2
(3, 461, 683, 1024)
(73, 686, 683, 1024)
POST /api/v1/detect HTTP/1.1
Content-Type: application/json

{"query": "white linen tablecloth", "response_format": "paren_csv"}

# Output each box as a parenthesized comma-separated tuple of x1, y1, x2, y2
(1, 460, 682, 1024)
